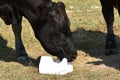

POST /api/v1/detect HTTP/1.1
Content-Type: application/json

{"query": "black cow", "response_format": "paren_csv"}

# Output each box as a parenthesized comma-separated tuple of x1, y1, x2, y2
(100, 0, 120, 55)
(0, 0, 77, 63)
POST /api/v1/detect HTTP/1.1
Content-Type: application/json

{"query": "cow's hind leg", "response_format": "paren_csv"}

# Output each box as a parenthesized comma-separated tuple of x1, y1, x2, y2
(12, 23, 30, 63)
(100, 1, 118, 55)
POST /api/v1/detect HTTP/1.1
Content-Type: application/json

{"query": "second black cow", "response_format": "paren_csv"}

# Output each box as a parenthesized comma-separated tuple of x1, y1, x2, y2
(100, 0, 120, 55)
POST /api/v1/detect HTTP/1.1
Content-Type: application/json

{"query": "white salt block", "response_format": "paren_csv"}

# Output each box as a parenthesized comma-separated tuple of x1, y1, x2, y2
(39, 56, 73, 75)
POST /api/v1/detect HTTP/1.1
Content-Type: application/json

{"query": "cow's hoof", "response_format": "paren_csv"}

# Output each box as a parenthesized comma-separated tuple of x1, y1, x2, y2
(105, 49, 119, 56)
(17, 56, 31, 65)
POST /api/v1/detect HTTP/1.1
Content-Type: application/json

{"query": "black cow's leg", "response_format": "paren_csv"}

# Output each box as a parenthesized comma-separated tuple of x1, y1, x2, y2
(12, 23, 29, 63)
(100, 1, 118, 55)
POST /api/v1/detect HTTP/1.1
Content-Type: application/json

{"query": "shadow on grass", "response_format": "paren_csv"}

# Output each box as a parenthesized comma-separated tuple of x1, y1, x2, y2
(0, 35, 40, 67)
(1, 28, 120, 70)
(73, 28, 120, 70)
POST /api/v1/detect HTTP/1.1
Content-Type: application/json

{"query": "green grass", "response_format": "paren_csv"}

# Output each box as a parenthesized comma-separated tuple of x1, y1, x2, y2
(0, 0, 120, 80)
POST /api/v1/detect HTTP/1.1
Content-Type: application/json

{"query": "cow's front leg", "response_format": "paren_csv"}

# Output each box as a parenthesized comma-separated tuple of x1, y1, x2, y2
(100, 1, 118, 55)
(12, 23, 29, 63)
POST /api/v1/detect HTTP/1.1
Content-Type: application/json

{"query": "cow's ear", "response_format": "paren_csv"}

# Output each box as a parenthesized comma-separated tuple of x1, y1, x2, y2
(56, 2, 65, 9)
(35, 1, 53, 20)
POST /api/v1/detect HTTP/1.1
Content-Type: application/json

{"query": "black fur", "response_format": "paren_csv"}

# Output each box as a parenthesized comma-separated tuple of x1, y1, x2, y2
(100, 0, 119, 55)
(0, 0, 77, 62)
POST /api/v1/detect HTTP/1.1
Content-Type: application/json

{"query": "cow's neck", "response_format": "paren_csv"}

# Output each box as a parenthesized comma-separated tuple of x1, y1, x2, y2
(23, 0, 51, 8)
(24, 0, 39, 7)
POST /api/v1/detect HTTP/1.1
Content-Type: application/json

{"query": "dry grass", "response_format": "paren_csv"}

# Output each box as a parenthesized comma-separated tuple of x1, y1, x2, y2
(0, 0, 120, 80)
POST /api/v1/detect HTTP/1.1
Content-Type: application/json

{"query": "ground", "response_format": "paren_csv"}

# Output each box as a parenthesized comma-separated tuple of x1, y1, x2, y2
(0, 0, 120, 80)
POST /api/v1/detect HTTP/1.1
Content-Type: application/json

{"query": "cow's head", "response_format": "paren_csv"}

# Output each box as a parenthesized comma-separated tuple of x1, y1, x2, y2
(35, 1, 77, 62)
